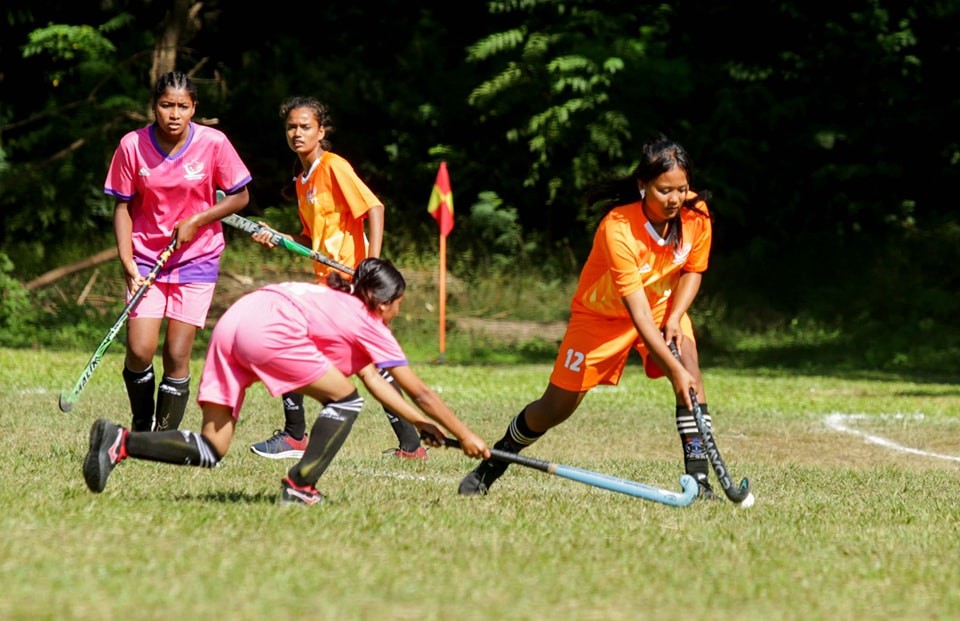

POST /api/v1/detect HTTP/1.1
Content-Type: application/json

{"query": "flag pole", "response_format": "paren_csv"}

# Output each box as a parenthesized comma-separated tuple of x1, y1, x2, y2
(438, 232, 447, 364)
(427, 160, 453, 365)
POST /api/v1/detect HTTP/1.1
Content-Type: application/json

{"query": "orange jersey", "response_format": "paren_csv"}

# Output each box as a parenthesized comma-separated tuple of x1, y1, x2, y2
(570, 197, 712, 321)
(548, 197, 711, 391)
(296, 151, 382, 281)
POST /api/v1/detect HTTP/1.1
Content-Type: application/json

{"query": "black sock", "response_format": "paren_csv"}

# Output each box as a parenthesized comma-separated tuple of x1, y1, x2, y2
(281, 392, 306, 439)
(288, 391, 364, 488)
(155, 376, 190, 431)
(378, 368, 421, 451)
(126, 429, 221, 467)
(497, 407, 544, 453)
(676, 404, 712, 479)
(123, 364, 155, 431)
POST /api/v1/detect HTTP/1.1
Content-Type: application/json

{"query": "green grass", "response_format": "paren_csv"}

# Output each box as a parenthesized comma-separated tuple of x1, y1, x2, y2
(2, 347, 959, 620)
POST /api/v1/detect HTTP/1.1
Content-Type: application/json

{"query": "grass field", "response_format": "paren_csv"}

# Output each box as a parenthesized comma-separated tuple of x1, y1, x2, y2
(1, 346, 959, 620)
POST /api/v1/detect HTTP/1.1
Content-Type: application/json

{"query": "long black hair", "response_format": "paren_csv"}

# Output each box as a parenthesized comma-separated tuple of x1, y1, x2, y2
(327, 258, 405, 312)
(584, 134, 711, 248)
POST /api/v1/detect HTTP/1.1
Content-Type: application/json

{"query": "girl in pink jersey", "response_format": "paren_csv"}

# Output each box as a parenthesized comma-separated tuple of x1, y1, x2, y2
(104, 71, 252, 433)
(459, 136, 721, 500)
(81, 258, 490, 505)
(246, 96, 425, 462)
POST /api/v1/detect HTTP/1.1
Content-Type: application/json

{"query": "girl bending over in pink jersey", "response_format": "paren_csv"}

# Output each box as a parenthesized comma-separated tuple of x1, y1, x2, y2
(81, 258, 490, 505)
(104, 70, 252, 433)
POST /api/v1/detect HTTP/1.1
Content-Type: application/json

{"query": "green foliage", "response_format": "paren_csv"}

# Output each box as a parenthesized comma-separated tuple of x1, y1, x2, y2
(2, 1, 960, 379)
(21, 18, 130, 85)
(464, 191, 531, 268)
(0, 253, 32, 337)
(466, 0, 675, 226)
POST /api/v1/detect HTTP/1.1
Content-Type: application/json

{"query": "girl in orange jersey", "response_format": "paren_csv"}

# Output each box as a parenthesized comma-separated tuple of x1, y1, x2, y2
(459, 135, 719, 499)
(247, 97, 426, 461)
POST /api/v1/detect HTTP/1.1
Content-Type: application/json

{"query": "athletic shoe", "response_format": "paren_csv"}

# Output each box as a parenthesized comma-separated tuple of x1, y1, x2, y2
(385, 446, 429, 460)
(694, 473, 719, 501)
(250, 430, 307, 460)
(458, 458, 509, 496)
(83, 419, 128, 493)
(278, 477, 324, 506)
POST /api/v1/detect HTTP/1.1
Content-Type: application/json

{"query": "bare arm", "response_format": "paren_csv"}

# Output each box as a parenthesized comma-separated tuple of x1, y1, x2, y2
(176, 187, 251, 248)
(365, 204, 385, 258)
(372, 364, 489, 459)
(356, 364, 432, 427)
(662, 271, 702, 348)
(622, 288, 695, 409)
(113, 200, 140, 291)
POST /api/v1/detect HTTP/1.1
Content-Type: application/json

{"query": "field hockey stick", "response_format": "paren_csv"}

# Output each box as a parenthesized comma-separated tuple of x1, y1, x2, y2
(442, 438, 698, 507)
(221, 213, 355, 276)
(58, 236, 179, 413)
(667, 340, 754, 506)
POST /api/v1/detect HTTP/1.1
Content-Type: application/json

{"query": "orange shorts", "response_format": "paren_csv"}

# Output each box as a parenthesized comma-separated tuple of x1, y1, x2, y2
(128, 282, 216, 329)
(548, 311, 695, 392)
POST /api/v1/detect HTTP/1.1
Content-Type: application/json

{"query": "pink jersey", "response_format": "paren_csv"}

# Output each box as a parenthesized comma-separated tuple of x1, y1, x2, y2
(197, 282, 407, 412)
(259, 282, 407, 374)
(104, 122, 252, 283)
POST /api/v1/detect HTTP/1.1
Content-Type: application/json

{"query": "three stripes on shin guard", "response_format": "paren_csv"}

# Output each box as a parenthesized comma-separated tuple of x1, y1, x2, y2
(676, 404, 712, 477)
(288, 390, 364, 488)
(497, 408, 542, 453)
(125, 429, 222, 467)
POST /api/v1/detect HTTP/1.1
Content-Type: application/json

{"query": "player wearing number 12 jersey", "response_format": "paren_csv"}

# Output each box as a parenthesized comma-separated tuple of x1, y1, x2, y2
(458, 135, 722, 500)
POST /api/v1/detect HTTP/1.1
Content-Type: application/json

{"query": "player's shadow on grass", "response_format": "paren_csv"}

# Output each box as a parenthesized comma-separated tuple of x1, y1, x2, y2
(172, 490, 278, 504)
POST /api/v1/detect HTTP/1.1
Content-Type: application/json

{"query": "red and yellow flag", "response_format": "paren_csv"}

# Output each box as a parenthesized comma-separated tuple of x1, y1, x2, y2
(427, 161, 454, 237)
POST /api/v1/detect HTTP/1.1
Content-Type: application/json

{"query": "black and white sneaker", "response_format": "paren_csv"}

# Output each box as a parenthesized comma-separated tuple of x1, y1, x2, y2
(83, 419, 128, 493)
(694, 473, 720, 501)
(458, 459, 509, 496)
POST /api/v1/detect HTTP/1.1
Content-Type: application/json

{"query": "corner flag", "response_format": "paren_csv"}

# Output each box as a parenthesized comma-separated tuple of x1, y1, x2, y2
(427, 161, 454, 237)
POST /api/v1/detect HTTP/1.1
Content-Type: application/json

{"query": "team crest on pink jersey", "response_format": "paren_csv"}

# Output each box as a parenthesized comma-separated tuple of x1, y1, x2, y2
(183, 160, 206, 181)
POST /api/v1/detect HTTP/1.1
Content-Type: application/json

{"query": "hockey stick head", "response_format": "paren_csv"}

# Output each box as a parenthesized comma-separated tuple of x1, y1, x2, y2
(58, 391, 76, 413)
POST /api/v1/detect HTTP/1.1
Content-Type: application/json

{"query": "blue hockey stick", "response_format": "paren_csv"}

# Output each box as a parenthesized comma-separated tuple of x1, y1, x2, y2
(444, 438, 697, 507)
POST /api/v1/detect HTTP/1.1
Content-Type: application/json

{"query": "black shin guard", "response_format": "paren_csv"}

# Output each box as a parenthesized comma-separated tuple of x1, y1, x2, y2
(676, 404, 712, 478)
(123, 365, 156, 431)
(155, 376, 190, 431)
(378, 368, 421, 451)
(287, 391, 364, 488)
(281, 392, 307, 439)
(491, 408, 544, 467)
(125, 429, 221, 467)
(459, 408, 544, 495)
(501, 407, 543, 452)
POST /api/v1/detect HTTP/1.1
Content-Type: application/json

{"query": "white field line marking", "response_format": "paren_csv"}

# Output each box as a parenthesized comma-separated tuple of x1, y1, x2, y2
(824, 412, 960, 463)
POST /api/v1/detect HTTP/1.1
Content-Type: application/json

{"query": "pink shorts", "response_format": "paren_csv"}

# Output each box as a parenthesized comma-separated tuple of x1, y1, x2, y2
(197, 290, 332, 418)
(128, 282, 215, 328)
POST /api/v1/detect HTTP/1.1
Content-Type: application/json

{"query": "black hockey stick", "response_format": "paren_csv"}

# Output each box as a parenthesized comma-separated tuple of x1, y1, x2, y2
(59, 236, 178, 412)
(667, 340, 754, 506)
(442, 438, 698, 507)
